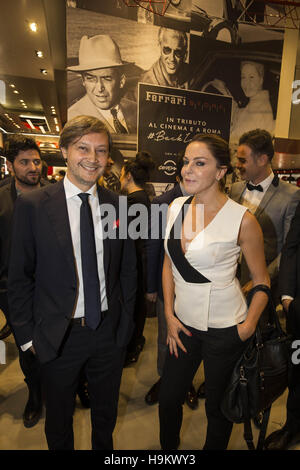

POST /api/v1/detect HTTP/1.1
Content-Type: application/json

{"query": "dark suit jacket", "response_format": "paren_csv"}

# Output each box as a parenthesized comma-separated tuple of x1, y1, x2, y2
(230, 178, 300, 290)
(7, 181, 137, 364)
(146, 183, 183, 301)
(0, 181, 17, 293)
(279, 201, 300, 336)
(0, 179, 49, 293)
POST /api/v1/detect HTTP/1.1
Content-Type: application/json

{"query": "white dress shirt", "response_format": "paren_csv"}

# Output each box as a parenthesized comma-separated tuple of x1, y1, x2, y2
(21, 176, 107, 351)
(64, 176, 108, 316)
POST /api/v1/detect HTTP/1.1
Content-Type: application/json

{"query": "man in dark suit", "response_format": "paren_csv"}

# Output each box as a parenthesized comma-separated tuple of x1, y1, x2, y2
(8, 116, 137, 450)
(0, 136, 46, 427)
(144, 155, 198, 410)
(264, 202, 300, 449)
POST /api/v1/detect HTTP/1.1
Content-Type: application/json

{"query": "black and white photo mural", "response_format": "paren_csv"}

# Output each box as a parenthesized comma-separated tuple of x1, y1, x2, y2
(67, 0, 284, 191)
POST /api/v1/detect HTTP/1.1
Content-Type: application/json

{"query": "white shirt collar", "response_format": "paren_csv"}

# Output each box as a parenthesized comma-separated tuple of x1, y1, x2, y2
(249, 171, 274, 192)
(63, 175, 97, 199)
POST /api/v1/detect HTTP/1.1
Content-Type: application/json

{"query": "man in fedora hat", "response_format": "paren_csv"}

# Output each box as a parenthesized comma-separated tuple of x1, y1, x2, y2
(68, 35, 137, 135)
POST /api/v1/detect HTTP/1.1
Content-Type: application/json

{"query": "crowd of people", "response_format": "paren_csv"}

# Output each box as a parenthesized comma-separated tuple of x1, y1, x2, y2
(1, 116, 300, 451)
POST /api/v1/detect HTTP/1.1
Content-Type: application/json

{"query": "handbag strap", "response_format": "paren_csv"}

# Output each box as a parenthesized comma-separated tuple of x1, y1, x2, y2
(239, 360, 272, 450)
(247, 284, 284, 338)
(243, 407, 271, 450)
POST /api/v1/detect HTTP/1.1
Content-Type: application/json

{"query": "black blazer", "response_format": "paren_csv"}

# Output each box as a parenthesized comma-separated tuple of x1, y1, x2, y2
(0, 179, 48, 292)
(0, 181, 17, 292)
(7, 181, 137, 364)
(279, 201, 300, 335)
(146, 183, 183, 300)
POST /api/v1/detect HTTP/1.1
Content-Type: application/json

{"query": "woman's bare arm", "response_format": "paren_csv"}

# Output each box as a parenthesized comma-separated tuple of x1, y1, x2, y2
(238, 211, 270, 340)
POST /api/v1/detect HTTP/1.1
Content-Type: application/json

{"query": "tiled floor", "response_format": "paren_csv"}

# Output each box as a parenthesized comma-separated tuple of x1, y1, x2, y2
(0, 311, 297, 451)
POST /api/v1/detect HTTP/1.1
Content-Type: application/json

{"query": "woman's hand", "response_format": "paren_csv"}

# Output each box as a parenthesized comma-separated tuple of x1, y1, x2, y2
(237, 322, 255, 342)
(166, 314, 192, 358)
(210, 79, 232, 97)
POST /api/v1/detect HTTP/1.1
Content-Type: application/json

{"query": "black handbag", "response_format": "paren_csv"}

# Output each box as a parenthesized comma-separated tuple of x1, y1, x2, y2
(221, 284, 292, 450)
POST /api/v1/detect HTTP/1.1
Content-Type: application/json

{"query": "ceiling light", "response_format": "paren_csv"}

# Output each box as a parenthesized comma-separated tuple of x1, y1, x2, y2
(20, 99, 24, 103)
(29, 22, 38, 32)
(35, 50, 44, 58)
(40, 69, 47, 75)
(9, 84, 15, 88)
(55, 125, 60, 132)
(54, 118, 58, 124)
(13, 90, 19, 94)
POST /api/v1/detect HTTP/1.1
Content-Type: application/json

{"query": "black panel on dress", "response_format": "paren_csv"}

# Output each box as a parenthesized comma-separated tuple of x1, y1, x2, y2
(167, 197, 211, 284)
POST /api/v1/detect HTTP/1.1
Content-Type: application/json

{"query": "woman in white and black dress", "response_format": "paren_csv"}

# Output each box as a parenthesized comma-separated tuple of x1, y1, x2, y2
(159, 134, 270, 450)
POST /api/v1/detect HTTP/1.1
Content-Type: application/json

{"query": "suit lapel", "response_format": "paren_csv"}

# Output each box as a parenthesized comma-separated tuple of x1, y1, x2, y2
(43, 181, 75, 273)
(254, 183, 277, 219)
(233, 182, 246, 203)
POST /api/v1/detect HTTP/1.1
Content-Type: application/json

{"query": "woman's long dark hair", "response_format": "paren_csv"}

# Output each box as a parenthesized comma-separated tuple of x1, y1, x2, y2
(123, 151, 155, 188)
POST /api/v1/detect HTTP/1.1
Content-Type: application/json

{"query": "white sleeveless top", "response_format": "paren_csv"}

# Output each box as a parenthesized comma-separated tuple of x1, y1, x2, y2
(164, 196, 248, 330)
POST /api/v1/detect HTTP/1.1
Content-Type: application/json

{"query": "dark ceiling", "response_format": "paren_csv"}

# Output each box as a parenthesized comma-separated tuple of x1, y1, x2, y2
(0, 0, 67, 137)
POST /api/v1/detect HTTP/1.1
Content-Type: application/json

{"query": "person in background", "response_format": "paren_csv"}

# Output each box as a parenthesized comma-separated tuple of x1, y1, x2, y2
(231, 129, 300, 303)
(0, 136, 45, 427)
(159, 133, 269, 450)
(264, 202, 300, 450)
(98, 155, 121, 193)
(120, 151, 154, 366)
(145, 154, 199, 410)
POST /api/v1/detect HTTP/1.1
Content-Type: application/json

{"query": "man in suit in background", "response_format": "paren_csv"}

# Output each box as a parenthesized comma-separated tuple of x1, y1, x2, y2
(265, 202, 300, 449)
(68, 35, 137, 135)
(145, 155, 198, 410)
(0, 136, 45, 428)
(8, 115, 137, 450)
(230, 129, 300, 303)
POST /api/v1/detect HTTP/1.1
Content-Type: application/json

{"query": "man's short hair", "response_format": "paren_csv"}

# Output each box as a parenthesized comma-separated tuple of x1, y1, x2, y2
(59, 115, 112, 152)
(238, 129, 274, 161)
(4, 135, 41, 164)
(158, 27, 188, 51)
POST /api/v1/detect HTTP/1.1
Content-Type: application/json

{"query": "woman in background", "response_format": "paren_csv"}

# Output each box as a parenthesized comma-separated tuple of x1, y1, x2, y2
(120, 151, 155, 366)
(206, 60, 275, 145)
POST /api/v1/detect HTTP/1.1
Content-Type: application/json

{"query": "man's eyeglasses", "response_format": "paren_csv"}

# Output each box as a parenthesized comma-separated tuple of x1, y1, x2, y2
(162, 47, 185, 59)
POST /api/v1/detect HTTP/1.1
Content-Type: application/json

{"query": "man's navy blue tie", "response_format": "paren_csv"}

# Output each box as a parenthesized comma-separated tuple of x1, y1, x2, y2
(78, 193, 101, 329)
